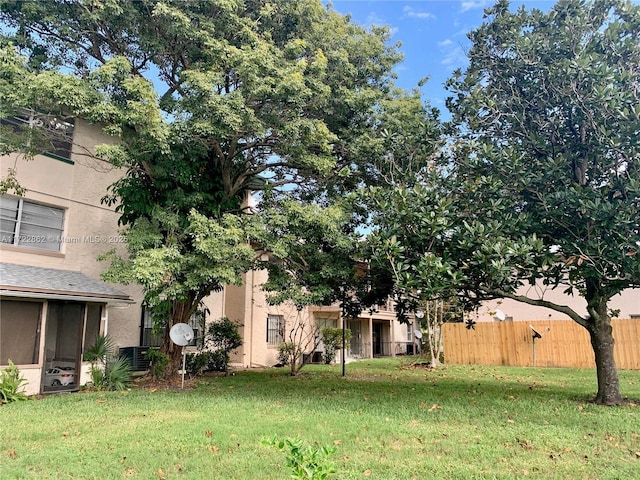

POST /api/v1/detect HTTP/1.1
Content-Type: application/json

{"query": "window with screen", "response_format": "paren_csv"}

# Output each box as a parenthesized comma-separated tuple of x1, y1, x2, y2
(141, 307, 201, 347)
(316, 318, 337, 330)
(266, 315, 284, 345)
(0, 196, 65, 251)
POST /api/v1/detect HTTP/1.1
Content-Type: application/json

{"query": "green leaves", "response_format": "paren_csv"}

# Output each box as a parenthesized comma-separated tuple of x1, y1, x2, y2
(257, 199, 364, 313)
(445, 0, 640, 303)
(100, 209, 257, 310)
(0, 360, 28, 404)
(1, 1, 412, 330)
(262, 436, 337, 480)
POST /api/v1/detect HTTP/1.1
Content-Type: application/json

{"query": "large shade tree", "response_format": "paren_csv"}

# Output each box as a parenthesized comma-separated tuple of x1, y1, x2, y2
(371, 0, 640, 405)
(0, 0, 403, 373)
(258, 87, 442, 313)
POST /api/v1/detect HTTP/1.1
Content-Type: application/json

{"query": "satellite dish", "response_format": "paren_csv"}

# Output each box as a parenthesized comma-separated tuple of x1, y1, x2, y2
(529, 324, 546, 339)
(414, 330, 423, 340)
(415, 310, 425, 319)
(169, 323, 194, 346)
(495, 309, 506, 321)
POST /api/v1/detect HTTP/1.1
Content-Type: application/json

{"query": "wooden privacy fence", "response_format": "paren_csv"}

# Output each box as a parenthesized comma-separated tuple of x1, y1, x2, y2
(442, 319, 640, 369)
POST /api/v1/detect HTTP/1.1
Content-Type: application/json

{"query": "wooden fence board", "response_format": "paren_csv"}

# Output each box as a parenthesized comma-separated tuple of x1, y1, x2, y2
(442, 319, 640, 369)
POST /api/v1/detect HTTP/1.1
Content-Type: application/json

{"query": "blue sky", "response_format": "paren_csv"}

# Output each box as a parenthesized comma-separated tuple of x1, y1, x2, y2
(329, 1, 556, 114)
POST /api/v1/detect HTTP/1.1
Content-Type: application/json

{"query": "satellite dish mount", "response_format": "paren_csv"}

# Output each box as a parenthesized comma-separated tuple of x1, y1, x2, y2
(169, 323, 194, 389)
(529, 325, 550, 367)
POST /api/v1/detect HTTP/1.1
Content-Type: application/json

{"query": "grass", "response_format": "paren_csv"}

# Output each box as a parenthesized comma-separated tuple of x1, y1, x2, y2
(1, 359, 639, 479)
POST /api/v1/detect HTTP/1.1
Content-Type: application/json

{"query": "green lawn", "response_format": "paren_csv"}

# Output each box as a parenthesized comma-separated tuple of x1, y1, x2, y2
(1, 359, 639, 479)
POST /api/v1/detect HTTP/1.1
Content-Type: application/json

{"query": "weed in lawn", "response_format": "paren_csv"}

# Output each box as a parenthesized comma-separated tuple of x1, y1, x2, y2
(262, 435, 337, 479)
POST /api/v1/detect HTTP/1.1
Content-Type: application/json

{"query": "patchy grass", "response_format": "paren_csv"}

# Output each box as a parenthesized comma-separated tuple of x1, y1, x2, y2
(1, 359, 639, 479)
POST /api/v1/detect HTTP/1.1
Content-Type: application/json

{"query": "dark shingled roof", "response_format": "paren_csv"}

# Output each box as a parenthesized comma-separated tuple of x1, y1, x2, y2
(0, 262, 131, 301)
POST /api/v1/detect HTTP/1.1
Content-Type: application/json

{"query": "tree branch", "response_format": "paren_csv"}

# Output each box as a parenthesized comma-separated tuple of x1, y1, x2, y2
(490, 288, 588, 328)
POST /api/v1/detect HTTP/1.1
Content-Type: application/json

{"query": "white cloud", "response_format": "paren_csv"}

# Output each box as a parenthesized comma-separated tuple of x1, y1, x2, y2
(365, 12, 399, 36)
(460, 0, 493, 13)
(403, 5, 436, 20)
(366, 12, 385, 25)
(438, 38, 468, 67)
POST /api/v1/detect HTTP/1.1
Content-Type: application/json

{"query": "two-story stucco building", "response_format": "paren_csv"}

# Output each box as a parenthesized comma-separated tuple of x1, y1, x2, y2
(1, 115, 417, 395)
(1, 115, 142, 395)
(4, 113, 635, 397)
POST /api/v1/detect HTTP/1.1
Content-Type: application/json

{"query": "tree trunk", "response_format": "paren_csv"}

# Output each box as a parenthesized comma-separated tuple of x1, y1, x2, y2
(586, 289, 623, 406)
(160, 298, 196, 379)
(424, 300, 442, 367)
(160, 332, 184, 378)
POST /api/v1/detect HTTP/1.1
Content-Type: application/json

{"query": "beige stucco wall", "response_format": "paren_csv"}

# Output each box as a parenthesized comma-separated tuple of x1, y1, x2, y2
(225, 267, 287, 368)
(476, 284, 639, 322)
(220, 276, 417, 367)
(1, 118, 143, 352)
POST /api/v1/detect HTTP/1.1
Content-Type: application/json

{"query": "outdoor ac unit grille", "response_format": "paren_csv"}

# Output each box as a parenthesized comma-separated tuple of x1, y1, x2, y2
(119, 346, 151, 371)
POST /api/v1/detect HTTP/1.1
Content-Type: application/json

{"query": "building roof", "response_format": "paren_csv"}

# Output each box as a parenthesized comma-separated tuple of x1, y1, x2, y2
(0, 262, 132, 303)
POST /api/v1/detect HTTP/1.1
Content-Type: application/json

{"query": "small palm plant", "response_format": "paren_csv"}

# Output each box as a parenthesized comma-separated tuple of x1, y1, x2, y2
(84, 335, 131, 390)
(84, 334, 112, 386)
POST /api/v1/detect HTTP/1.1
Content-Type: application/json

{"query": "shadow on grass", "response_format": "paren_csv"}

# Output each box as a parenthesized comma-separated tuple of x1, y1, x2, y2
(190, 360, 611, 408)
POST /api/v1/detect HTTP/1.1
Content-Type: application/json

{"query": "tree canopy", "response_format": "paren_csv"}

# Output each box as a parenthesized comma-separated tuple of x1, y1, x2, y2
(0, 0, 409, 373)
(1, 0, 401, 201)
(371, 0, 640, 404)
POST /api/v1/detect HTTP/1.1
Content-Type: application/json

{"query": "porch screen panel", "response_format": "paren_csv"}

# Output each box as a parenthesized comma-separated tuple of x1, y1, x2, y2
(0, 300, 42, 365)
(84, 304, 102, 350)
(55, 303, 84, 361)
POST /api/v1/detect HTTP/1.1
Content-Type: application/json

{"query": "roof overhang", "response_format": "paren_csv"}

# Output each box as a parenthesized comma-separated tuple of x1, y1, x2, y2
(0, 288, 134, 304)
(0, 263, 134, 304)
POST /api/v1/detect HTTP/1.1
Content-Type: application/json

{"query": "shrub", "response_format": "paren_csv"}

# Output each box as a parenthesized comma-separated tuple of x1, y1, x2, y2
(84, 334, 113, 364)
(320, 328, 351, 364)
(205, 317, 242, 375)
(183, 318, 242, 378)
(185, 349, 228, 375)
(277, 342, 295, 366)
(145, 349, 169, 379)
(0, 360, 28, 404)
(88, 365, 106, 388)
(104, 356, 132, 391)
(84, 335, 132, 390)
(186, 351, 210, 376)
(84, 334, 113, 388)
(207, 349, 228, 372)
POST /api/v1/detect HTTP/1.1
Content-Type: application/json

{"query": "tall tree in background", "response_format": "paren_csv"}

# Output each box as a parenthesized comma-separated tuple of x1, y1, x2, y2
(257, 87, 444, 352)
(372, 0, 639, 404)
(0, 0, 402, 373)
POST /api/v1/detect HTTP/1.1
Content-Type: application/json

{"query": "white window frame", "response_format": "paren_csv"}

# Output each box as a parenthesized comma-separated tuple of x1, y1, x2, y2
(0, 196, 65, 251)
